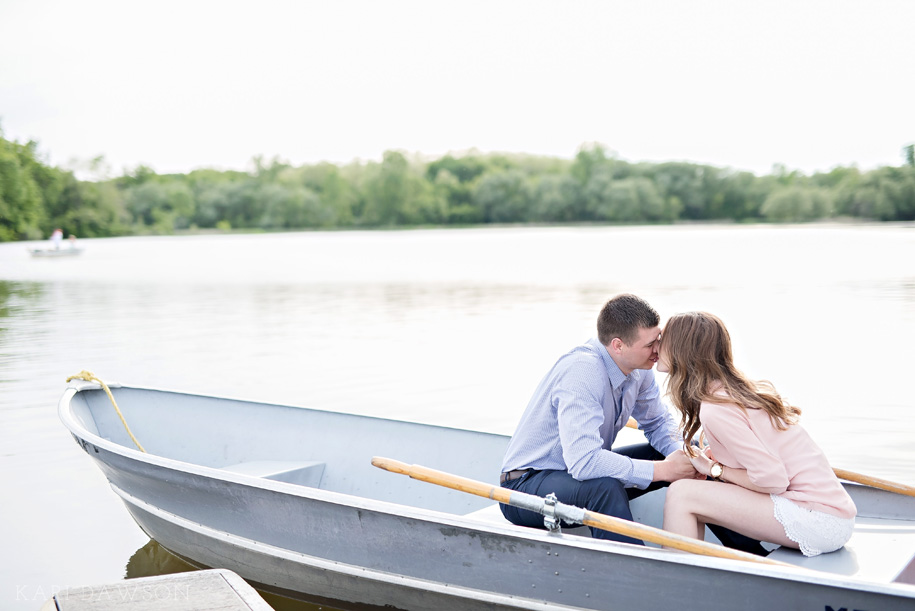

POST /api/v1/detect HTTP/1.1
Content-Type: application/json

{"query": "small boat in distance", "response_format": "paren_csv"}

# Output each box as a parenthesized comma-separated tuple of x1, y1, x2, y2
(28, 246, 84, 257)
(29, 230, 83, 257)
(58, 380, 915, 611)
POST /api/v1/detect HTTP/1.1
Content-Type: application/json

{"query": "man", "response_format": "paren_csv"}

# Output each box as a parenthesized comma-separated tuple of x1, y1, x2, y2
(500, 294, 765, 553)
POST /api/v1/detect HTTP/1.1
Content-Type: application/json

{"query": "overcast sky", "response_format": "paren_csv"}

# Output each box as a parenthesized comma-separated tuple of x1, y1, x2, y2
(2, 0, 913, 178)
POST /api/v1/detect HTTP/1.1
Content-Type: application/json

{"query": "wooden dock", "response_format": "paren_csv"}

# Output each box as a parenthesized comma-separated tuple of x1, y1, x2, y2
(40, 569, 274, 610)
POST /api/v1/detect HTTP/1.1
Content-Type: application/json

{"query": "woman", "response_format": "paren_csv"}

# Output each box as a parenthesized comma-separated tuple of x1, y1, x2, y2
(657, 312, 856, 557)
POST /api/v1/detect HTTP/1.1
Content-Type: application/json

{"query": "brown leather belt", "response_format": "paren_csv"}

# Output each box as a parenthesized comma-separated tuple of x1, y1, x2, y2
(500, 469, 533, 485)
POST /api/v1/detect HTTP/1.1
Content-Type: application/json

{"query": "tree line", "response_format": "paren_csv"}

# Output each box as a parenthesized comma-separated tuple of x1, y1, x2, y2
(3, 128, 914, 242)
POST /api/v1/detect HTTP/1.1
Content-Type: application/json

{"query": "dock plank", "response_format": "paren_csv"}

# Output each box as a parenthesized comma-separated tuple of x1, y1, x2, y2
(45, 569, 273, 611)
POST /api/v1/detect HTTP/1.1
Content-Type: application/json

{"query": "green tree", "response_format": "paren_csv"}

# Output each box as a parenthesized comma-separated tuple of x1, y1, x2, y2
(426, 155, 488, 223)
(761, 186, 833, 222)
(432, 169, 482, 224)
(833, 167, 913, 221)
(648, 162, 710, 220)
(258, 183, 339, 229)
(253, 155, 292, 182)
(0, 135, 45, 240)
(57, 175, 129, 237)
(530, 174, 583, 222)
(472, 170, 532, 223)
(193, 180, 238, 228)
(714, 170, 761, 220)
(296, 163, 357, 226)
(570, 143, 610, 185)
(426, 154, 487, 183)
(892, 166, 915, 220)
(126, 180, 195, 232)
(586, 175, 665, 222)
(116, 164, 158, 190)
(361, 151, 444, 225)
(810, 166, 860, 190)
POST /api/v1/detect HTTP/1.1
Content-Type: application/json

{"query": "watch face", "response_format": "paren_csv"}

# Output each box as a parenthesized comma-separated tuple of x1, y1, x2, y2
(711, 463, 723, 478)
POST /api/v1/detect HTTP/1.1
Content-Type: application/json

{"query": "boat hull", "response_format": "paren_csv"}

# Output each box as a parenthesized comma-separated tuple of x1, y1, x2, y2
(61, 383, 915, 610)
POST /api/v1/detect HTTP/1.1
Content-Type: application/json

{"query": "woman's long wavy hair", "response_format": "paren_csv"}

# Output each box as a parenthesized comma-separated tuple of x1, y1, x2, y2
(661, 311, 801, 454)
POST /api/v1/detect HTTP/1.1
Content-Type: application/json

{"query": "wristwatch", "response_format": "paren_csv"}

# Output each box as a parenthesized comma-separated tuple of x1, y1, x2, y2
(710, 462, 724, 480)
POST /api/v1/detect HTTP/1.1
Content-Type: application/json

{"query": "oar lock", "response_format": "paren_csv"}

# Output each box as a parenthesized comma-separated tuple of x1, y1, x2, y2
(543, 492, 562, 534)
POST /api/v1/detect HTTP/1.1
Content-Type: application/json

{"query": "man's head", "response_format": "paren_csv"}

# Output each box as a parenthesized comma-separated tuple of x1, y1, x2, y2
(597, 294, 661, 374)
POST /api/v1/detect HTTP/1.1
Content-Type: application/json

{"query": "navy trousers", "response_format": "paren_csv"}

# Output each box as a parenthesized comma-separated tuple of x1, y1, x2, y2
(500, 442, 768, 555)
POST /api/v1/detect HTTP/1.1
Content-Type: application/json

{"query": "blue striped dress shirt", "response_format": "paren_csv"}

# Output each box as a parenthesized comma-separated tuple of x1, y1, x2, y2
(501, 337, 681, 489)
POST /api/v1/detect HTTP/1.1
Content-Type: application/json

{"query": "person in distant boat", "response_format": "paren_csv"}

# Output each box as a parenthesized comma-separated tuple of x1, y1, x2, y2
(68, 234, 78, 249)
(499, 294, 766, 553)
(50, 228, 63, 249)
(658, 311, 856, 556)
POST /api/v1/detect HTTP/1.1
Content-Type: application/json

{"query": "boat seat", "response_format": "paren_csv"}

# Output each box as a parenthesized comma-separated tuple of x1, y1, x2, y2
(220, 460, 326, 488)
(767, 516, 915, 584)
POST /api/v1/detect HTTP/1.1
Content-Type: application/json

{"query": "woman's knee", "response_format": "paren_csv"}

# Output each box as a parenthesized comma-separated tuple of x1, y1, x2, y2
(665, 479, 705, 510)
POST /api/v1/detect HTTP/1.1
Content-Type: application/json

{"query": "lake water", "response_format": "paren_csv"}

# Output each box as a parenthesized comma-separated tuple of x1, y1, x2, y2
(1, 224, 913, 610)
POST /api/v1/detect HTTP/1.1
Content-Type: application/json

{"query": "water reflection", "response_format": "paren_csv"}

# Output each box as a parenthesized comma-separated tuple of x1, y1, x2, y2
(0, 280, 45, 322)
(125, 539, 198, 578)
(126, 539, 345, 610)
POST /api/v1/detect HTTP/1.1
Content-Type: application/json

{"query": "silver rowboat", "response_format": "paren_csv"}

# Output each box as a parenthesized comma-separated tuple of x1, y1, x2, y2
(59, 381, 915, 610)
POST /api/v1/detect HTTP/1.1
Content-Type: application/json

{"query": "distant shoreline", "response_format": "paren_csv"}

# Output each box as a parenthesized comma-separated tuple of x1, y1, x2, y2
(9, 217, 914, 246)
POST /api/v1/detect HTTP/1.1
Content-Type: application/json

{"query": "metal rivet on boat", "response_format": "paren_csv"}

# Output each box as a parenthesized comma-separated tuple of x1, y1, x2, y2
(581, 568, 586, 572)
(558, 589, 562, 593)
(554, 571, 559, 575)
(586, 593, 590, 598)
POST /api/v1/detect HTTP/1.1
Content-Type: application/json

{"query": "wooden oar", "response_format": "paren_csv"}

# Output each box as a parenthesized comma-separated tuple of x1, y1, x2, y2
(625, 417, 915, 498)
(371, 456, 790, 567)
(832, 469, 915, 498)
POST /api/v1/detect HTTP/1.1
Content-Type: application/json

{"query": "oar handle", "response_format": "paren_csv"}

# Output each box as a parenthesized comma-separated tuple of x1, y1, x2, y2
(834, 468, 915, 498)
(625, 419, 915, 497)
(371, 457, 513, 505)
(371, 456, 790, 567)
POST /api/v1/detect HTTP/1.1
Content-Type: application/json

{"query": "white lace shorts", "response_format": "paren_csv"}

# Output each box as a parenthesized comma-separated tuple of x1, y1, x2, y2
(771, 494, 855, 557)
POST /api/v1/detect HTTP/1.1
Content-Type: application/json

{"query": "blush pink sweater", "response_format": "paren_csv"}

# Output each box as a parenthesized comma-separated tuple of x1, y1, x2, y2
(700, 399, 857, 519)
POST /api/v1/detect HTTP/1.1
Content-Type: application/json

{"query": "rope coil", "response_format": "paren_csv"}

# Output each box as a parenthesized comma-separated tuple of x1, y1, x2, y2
(66, 370, 146, 453)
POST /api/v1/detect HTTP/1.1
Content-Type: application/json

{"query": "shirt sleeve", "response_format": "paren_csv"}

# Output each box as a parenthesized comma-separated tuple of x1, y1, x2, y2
(553, 358, 645, 487)
(701, 401, 789, 492)
(631, 373, 681, 458)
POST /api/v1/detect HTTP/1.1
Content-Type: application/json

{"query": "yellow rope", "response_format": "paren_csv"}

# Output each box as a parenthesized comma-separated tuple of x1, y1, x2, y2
(66, 370, 146, 453)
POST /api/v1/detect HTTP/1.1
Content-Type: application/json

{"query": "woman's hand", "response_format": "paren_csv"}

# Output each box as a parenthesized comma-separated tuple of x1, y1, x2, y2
(688, 448, 715, 477)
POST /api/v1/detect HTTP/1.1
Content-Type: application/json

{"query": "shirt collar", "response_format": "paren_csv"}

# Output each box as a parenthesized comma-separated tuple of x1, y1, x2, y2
(588, 337, 630, 390)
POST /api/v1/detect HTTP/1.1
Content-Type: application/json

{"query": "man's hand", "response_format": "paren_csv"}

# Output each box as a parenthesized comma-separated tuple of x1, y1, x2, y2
(652, 449, 702, 483)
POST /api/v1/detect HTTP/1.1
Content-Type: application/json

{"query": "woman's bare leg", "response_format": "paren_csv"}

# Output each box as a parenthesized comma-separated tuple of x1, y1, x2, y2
(662, 479, 797, 549)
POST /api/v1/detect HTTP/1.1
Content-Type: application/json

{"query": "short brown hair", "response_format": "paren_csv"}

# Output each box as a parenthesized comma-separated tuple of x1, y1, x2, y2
(597, 294, 659, 346)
